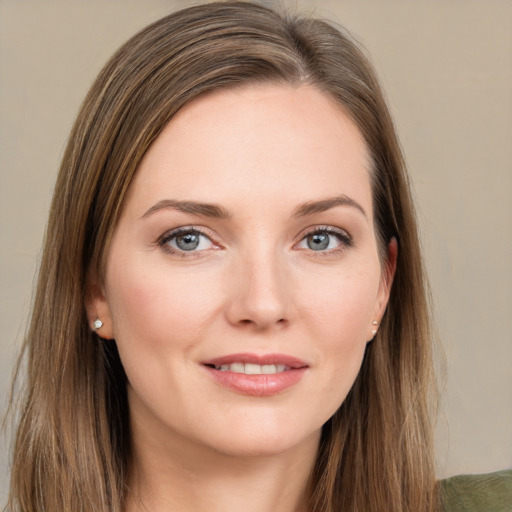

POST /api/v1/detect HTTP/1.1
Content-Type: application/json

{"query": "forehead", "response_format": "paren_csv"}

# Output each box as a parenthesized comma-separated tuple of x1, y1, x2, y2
(127, 83, 372, 217)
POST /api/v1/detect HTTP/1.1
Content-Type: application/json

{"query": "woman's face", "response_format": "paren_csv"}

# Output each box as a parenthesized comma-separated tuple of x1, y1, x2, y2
(89, 84, 395, 458)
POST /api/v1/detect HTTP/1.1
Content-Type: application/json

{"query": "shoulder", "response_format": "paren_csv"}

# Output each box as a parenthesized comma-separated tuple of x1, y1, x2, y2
(440, 469, 512, 512)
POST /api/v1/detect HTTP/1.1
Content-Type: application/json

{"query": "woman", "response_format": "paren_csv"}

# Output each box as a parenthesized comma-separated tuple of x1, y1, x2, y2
(6, 2, 509, 511)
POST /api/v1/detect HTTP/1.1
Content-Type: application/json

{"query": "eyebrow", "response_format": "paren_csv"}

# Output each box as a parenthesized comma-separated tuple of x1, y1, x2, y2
(141, 199, 232, 219)
(292, 194, 367, 219)
(141, 194, 367, 220)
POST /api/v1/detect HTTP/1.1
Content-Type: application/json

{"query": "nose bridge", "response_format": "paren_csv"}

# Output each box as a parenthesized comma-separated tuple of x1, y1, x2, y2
(225, 240, 292, 329)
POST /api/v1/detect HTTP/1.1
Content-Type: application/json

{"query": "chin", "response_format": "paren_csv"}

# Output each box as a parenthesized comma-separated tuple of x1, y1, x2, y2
(199, 423, 321, 459)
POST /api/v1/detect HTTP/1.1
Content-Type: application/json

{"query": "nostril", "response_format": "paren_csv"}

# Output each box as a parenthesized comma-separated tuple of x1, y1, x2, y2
(238, 318, 287, 327)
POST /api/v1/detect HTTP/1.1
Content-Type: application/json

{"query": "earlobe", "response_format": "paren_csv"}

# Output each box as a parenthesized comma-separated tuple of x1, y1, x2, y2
(85, 274, 115, 339)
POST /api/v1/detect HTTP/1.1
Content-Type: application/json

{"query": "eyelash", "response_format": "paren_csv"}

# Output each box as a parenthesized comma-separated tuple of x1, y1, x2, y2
(298, 226, 353, 257)
(157, 225, 353, 258)
(157, 226, 216, 258)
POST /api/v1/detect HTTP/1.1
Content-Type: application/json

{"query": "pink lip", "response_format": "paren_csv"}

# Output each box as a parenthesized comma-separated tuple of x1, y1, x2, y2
(201, 353, 309, 397)
(202, 352, 308, 368)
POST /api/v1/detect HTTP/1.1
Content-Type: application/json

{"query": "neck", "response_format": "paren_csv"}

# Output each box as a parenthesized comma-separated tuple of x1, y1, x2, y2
(125, 417, 320, 512)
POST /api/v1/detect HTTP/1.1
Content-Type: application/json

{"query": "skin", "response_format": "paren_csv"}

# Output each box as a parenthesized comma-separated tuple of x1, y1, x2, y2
(87, 84, 397, 512)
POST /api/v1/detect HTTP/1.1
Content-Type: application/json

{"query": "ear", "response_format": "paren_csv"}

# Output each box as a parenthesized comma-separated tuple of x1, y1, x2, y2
(85, 270, 115, 339)
(374, 236, 398, 322)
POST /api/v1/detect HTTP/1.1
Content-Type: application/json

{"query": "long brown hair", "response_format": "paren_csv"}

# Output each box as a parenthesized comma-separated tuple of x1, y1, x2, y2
(7, 2, 438, 511)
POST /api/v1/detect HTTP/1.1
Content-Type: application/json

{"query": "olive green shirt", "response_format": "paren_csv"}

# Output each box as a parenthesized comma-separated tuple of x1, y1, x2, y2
(441, 469, 512, 511)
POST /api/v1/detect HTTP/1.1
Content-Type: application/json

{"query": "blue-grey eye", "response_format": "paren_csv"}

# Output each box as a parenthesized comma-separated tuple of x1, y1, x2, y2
(162, 229, 215, 252)
(297, 229, 350, 252)
(307, 232, 330, 251)
(176, 232, 200, 251)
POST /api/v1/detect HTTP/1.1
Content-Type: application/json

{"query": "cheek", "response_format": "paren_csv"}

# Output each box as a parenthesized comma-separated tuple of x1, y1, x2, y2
(105, 255, 223, 360)
(299, 261, 379, 341)
(103, 257, 227, 424)
(296, 262, 379, 407)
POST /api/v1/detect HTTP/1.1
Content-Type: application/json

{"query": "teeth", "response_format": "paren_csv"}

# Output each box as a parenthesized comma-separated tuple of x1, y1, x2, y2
(230, 362, 245, 373)
(214, 363, 290, 374)
(245, 363, 261, 375)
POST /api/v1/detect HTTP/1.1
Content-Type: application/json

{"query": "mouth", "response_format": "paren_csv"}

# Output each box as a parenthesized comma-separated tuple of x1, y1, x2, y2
(201, 353, 309, 396)
(205, 362, 290, 374)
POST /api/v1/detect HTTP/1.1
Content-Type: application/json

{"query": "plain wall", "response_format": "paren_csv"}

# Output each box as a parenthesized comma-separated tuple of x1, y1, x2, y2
(1, 0, 511, 501)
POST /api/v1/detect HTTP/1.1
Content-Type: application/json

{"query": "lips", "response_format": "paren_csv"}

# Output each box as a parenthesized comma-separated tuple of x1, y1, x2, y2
(201, 353, 308, 396)
(203, 353, 307, 369)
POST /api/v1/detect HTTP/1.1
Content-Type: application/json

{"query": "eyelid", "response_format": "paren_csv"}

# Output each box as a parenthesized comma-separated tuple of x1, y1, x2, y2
(157, 225, 221, 257)
(294, 225, 353, 253)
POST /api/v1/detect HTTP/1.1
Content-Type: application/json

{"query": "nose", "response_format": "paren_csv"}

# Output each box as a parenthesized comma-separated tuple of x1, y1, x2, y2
(224, 249, 293, 331)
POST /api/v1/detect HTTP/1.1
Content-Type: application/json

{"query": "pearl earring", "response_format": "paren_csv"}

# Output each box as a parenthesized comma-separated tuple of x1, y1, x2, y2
(93, 318, 103, 330)
(371, 320, 379, 336)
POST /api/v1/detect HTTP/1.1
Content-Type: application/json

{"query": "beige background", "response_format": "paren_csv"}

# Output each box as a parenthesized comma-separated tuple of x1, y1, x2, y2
(1, 0, 511, 501)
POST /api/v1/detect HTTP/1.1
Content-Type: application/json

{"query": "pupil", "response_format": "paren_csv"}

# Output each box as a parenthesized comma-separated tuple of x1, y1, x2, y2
(308, 233, 329, 251)
(176, 233, 199, 251)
